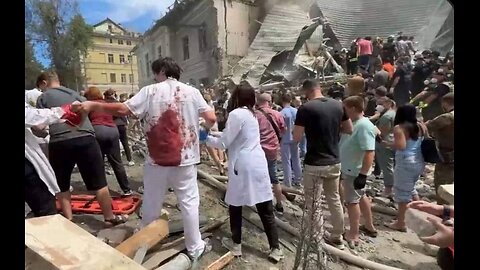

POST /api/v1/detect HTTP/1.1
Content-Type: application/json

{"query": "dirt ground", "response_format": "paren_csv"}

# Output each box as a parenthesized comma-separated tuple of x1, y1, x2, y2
(29, 151, 441, 270)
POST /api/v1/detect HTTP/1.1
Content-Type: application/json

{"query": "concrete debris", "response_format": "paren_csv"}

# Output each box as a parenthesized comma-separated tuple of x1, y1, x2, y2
(405, 208, 441, 238)
(97, 227, 131, 246)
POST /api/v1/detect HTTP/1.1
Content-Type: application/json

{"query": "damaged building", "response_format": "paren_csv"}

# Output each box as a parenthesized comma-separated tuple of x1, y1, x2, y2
(133, 0, 453, 88)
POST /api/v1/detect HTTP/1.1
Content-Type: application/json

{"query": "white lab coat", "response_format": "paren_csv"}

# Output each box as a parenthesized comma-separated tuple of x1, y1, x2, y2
(206, 107, 273, 206)
(25, 102, 63, 195)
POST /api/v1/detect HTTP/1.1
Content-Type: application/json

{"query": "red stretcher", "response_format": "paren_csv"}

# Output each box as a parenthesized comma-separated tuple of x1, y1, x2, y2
(56, 194, 142, 215)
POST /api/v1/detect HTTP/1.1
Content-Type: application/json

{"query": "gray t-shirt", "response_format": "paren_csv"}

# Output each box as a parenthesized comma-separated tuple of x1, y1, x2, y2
(37, 86, 95, 143)
(377, 110, 396, 145)
(374, 70, 389, 87)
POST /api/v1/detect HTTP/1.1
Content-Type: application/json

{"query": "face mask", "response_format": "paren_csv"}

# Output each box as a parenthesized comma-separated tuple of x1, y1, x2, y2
(424, 79, 430, 85)
(430, 78, 438, 84)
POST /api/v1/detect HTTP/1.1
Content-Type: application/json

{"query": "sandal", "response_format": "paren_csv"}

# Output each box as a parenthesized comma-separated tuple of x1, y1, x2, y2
(359, 225, 378, 238)
(105, 215, 128, 227)
(385, 222, 407, 232)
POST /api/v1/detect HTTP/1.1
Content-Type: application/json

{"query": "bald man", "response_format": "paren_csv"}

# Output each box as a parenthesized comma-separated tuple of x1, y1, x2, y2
(255, 93, 287, 213)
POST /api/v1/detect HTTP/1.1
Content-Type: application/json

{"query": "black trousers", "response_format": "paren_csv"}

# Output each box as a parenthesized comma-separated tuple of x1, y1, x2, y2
(229, 200, 279, 249)
(373, 156, 382, 176)
(117, 125, 132, 162)
(25, 158, 57, 217)
(94, 125, 131, 192)
(437, 248, 454, 270)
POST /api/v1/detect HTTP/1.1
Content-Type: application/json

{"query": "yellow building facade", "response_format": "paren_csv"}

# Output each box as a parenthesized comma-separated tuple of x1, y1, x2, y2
(83, 18, 141, 95)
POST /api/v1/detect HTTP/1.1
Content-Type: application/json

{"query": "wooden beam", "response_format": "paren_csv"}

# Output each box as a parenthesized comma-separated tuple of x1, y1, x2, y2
(205, 251, 234, 270)
(25, 214, 145, 270)
(116, 215, 169, 258)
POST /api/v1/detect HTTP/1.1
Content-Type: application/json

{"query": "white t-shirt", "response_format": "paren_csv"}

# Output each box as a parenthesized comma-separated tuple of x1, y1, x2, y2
(125, 78, 212, 167)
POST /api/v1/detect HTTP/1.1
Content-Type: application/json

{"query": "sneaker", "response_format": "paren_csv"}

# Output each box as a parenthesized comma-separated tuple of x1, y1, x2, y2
(323, 231, 345, 250)
(268, 248, 284, 263)
(189, 238, 213, 261)
(168, 188, 174, 193)
(221, 237, 242, 257)
(137, 186, 144, 194)
(122, 190, 133, 196)
(274, 202, 284, 215)
(128, 161, 135, 166)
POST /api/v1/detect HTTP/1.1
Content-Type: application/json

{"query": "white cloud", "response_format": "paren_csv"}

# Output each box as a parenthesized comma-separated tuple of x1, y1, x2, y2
(81, 0, 176, 23)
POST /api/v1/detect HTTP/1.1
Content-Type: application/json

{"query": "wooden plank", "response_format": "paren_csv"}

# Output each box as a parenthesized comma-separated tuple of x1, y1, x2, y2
(25, 214, 145, 270)
(438, 184, 454, 204)
(205, 251, 234, 270)
(142, 233, 211, 270)
(116, 215, 169, 258)
(133, 245, 149, 264)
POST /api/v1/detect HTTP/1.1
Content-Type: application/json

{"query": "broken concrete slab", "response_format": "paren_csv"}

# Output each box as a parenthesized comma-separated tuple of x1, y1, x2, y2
(438, 184, 454, 204)
(25, 214, 145, 270)
(405, 208, 442, 237)
(97, 227, 131, 247)
(372, 197, 391, 206)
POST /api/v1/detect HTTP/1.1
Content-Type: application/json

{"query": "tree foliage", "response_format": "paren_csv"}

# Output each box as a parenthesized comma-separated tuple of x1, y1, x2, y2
(26, 0, 93, 90)
(25, 39, 44, 89)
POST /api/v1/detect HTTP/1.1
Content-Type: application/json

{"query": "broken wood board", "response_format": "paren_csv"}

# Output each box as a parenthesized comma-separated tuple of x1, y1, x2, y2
(205, 251, 234, 270)
(142, 233, 211, 270)
(438, 184, 454, 204)
(25, 214, 145, 270)
(116, 215, 169, 258)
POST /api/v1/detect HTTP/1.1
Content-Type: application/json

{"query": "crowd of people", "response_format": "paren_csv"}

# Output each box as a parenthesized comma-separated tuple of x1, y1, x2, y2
(25, 40, 453, 268)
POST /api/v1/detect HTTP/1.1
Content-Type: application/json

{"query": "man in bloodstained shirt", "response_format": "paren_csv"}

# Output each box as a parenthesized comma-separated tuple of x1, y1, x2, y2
(76, 57, 217, 262)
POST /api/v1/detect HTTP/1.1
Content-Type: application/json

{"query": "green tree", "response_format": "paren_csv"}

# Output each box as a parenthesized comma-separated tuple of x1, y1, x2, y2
(25, 39, 44, 89)
(26, 0, 93, 91)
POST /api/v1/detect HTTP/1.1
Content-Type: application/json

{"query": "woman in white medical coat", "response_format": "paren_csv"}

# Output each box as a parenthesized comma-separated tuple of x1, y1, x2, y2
(205, 83, 283, 262)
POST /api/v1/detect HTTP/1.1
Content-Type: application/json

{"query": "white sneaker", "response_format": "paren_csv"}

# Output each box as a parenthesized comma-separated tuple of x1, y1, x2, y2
(221, 237, 242, 257)
(188, 238, 212, 261)
(268, 248, 284, 263)
(128, 161, 135, 166)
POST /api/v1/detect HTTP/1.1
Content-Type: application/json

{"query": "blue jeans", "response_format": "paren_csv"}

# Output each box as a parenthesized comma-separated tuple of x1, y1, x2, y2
(299, 136, 307, 158)
(281, 143, 302, 186)
(394, 154, 425, 202)
(376, 143, 395, 188)
(267, 159, 279, 184)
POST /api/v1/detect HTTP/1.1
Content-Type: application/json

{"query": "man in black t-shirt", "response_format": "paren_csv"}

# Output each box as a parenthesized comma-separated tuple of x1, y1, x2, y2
(411, 53, 433, 97)
(293, 79, 353, 249)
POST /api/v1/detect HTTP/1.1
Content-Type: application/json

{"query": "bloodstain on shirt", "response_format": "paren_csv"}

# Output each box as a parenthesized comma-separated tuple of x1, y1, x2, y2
(147, 108, 183, 166)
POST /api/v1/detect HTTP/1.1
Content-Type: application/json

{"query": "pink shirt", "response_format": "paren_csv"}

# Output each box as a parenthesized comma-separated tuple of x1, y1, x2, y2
(357, 39, 373, 56)
(255, 105, 286, 160)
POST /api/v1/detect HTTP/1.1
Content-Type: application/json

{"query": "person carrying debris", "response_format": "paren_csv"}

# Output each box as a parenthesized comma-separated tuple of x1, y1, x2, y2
(36, 71, 126, 226)
(204, 83, 284, 262)
(293, 79, 353, 250)
(75, 57, 216, 262)
(25, 102, 81, 217)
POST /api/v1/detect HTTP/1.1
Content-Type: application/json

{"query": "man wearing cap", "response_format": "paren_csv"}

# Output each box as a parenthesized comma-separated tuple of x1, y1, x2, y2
(411, 53, 434, 97)
(411, 69, 452, 121)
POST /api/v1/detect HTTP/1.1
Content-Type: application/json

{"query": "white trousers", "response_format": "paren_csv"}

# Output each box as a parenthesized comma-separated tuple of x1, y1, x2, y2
(142, 164, 204, 253)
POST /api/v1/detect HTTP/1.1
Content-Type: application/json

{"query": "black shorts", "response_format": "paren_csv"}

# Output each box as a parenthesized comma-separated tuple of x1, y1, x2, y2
(49, 135, 107, 192)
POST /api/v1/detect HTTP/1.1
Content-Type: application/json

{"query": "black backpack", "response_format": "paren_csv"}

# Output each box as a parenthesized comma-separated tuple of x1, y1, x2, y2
(419, 123, 441, 163)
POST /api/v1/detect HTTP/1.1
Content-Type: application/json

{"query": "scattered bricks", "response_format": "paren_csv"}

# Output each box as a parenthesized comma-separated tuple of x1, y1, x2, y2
(97, 227, 130, 246)
(405, 208, 442, 237)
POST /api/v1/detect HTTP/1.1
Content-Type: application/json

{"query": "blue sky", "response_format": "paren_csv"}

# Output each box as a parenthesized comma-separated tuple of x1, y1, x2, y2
(36, 0, 175, 66)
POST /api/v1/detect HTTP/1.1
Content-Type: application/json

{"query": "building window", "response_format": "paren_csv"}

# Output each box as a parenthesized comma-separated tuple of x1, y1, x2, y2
(126, 40, 132, 45)
(128, 55, 132, 62)
(108, 25, 112, 32)
(110, 73, 116, 83)
(118, 39, 124, 45)
(119, 54, 125, 64)
(157, 46, 162, 58)
(109, 38, 113, 44)
(121, 74, 127, 83)
(108, 54, 114, 63)
(198, 27, 207, 52)
(182, 36, 189, 60)
(129, 74, 134, 83)
(145, 54, 150, 77)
